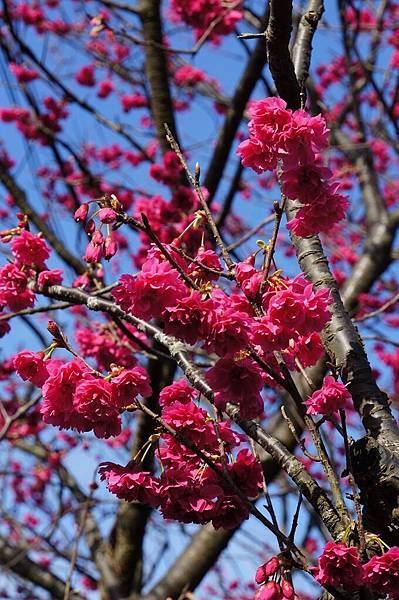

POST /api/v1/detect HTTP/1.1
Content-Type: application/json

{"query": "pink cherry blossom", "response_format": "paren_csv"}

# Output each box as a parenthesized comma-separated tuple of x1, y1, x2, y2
(111, 367, 152, 408)
(73, 377, 121, 438)
(13, 351, 49, 387)
(205, 356, 264, 419)
(363, 546, 399, 599)
(159, 379, 196, 407)
(11, 230, 50, 268)
(37, 269, 63, 287)
(0, 263, 35, 311)
(41, 359, 91, 432)
(314, 542, 364, 590)
(304, 375, 352, 416)
(99, 460, 161, 507)
(113, 256, 188, 320)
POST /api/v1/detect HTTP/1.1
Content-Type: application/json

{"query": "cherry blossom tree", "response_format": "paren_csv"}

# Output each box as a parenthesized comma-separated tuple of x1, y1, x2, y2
(1, 1, 399, 599)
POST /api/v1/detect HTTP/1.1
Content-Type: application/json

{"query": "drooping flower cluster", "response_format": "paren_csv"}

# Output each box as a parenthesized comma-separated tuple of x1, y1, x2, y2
(100, 379, 262, 529)
(21, 357, 153, 439)
(74, 200, 119, 262)
(237, 97, 349, 236)
(314, 543, 399, 598)
(255, 555, 298, 600)
(168, 0, 243, 42)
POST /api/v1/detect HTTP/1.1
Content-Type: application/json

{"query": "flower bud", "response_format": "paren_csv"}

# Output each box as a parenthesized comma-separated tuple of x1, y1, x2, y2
(85, 218, 95, 234)
(255, 564, 267, 585)
(98, 207, 117, 223)
(265, 556, 280, 577)
(84, 240, 103, 263)
(74, 203, 89, 222)
(255, 581, 282, 600)
(103, 235, 117, 260)
(281, 579, 294, 599)
(91, 230, 104, 245)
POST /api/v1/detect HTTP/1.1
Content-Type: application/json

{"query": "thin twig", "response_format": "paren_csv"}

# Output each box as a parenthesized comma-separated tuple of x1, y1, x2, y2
(164, 124, 234, 270)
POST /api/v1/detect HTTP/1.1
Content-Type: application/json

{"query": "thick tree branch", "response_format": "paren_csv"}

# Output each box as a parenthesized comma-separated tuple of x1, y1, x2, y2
(265, 0, 301, 110)
(138, 0, 179, 154)
(266, 0, 399, 453)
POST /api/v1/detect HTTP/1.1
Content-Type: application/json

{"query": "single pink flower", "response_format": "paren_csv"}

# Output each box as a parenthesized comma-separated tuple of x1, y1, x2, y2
(314, 542, 364, 590)
(363, 547, 399, 599)
(304, 375, 352, 416)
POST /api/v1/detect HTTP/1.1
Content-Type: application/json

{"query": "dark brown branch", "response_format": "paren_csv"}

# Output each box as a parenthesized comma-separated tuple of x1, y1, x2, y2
(292, 0, 324, 93)
(265, 0, 301, 110)
(264, 0, 399, 452)
(137, 0, 179, 154)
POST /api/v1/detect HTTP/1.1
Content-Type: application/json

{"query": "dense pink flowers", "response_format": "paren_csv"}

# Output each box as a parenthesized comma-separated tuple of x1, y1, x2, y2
(163, 291, 211, 345)
(169, 0, 242, 42)
(204, 308, 251, 356)
(75, 322, 141, 371)
(0, 263, 35, 311)
(72, 378, 121, 438)
(10, 230, 50, 268)
(41, 359, 90, 432)
(37, 269, 63, 287)
(99, 461, 161, 507)
(237, 98, 291, 173)
(313, 544, 399, 597)
(363, 546, 399, 599)
(237, 97, 348, 236)
(264, 276, 331, 337)
(100, 378, 261, 528)
(111, 367, 152, 407)
(314, 542, 364, 590)
(304, 375, 352, 416)
(39, 358, 154, 438)
(113, 255, 188, 320)
(205, 356, 264, 419)
(159, 379, 196, 407)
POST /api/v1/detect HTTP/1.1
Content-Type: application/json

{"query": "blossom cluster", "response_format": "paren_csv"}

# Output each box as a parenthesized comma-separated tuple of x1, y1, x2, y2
(75, 320, 147, 372)
(304, 375, 352, 416)
(168, 0, 243, 42)
(14, 352, 151, 439)
(100, 379, 263, 529)
(0, 97, 69, 144)
(0, 228, 61, 330)
(314, 543, 399, 599)
(113, 246, 333, 419)
(237, 97, 349, 237)
(255, 556, 297, 600)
